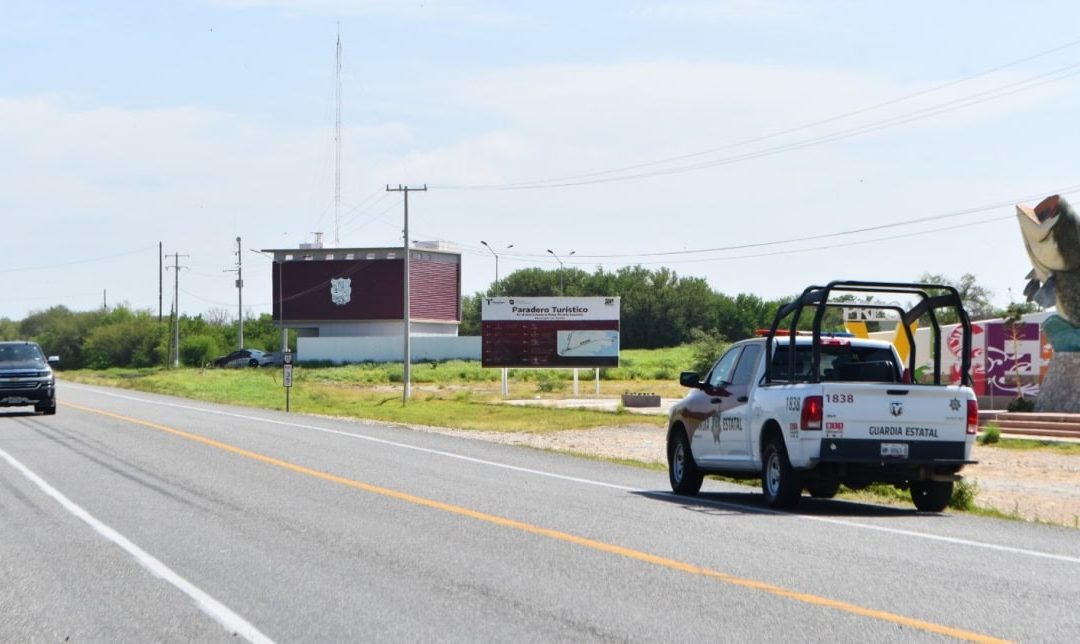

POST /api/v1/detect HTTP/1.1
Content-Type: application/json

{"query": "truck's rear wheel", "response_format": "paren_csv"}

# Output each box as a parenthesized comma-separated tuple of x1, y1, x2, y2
(668, 430, 703, 496)
(910, 480, 953, 512)
(762, 439, 801, 508)
(806, 479, 840, 499)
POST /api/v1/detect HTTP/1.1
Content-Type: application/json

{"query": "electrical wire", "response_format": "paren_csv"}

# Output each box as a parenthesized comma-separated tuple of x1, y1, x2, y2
(0, 244, 160, 274)
(568, 184, 1080, 259)
(431, 42, 1080, 190)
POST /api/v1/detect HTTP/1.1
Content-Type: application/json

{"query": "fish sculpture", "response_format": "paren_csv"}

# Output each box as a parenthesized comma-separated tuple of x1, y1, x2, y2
(1016, 194, 1080, 412)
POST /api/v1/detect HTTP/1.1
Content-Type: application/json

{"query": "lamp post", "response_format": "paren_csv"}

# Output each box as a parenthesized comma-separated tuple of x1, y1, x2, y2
(480, 241, 513, 295)
(546, 249, 575, 295)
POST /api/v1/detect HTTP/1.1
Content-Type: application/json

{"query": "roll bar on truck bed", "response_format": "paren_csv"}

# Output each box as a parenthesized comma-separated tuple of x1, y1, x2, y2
(763, 280, 974, 387)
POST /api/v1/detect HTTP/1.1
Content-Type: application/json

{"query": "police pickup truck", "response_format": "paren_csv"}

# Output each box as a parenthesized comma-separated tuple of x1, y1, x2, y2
(667, 280, 978, 512)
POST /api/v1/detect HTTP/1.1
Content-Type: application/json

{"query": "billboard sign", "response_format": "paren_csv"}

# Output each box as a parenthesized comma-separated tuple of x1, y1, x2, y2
(481, 297, 620, 368)
(271, 251, 460, 323)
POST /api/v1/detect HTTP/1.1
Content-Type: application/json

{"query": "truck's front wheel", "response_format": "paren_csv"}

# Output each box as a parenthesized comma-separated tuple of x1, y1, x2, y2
(910, 480, 953, 512)
(762, 439, 801, 508)
(668, 430, 703, 496)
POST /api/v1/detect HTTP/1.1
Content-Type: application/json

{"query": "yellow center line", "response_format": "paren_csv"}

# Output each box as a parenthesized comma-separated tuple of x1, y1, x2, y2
(65, 401, 1010, 643)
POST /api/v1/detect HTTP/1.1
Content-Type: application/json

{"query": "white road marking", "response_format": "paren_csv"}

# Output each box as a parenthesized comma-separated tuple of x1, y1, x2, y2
(0, 446, 274, 644)
(67, 384, 1080, 565)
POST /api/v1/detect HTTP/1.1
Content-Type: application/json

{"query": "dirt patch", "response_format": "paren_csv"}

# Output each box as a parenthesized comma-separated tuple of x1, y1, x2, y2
(968, 444, 1080, 527)
(410, 424, 1080, 527)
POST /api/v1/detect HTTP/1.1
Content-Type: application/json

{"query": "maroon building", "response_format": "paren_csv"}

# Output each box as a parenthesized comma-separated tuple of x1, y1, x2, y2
(263, 244, 462, 341)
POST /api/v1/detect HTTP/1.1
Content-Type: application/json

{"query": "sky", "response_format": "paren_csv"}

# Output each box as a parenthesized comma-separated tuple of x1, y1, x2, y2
(4, 0, 1080, 322)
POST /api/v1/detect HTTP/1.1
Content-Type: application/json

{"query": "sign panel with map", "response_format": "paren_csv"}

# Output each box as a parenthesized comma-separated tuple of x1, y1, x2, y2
(481, 297, 620, 368)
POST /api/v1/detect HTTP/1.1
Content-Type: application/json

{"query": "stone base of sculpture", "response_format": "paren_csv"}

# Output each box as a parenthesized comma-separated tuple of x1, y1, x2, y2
(1035, 316, 1080, 413)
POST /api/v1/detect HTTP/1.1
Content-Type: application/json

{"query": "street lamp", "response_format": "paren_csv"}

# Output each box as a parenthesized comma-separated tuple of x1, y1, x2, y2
(546, 249, 575, 295)
(480, 241, 513, 296)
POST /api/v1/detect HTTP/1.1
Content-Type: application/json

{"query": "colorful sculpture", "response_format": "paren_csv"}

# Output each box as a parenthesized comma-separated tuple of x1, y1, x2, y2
(1016, 194, 1080, 412)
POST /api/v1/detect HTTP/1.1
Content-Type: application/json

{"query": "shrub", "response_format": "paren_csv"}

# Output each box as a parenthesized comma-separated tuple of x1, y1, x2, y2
(179, 334, 221, 367)
(687, 328, 728, 375)
(535, 374, 566, 393)
(979, 424, 1001, 445)
(1007, 397, 1035, 412)
(949, 478, 979, 511)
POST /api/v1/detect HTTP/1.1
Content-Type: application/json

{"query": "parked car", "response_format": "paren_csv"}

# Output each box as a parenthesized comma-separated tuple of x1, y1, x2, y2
(211, 349, 276, 368)
(0, 341, 59, 415)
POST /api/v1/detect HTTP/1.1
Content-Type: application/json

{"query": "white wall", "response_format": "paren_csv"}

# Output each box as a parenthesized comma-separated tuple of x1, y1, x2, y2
(298, 336, 481, 363)
(291, 320, 459, 337)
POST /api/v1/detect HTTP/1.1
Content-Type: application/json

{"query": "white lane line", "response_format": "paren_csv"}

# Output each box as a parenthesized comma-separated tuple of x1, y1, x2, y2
(0, 446, 274, 644)
(67, 384, 1080, 565)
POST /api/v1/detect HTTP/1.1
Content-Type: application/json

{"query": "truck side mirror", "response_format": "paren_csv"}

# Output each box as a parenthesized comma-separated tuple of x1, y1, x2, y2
(679, 371, 701, 388)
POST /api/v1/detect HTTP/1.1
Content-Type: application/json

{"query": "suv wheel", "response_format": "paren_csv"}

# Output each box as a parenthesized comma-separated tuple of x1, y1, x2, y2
(35, 397, 57, 416)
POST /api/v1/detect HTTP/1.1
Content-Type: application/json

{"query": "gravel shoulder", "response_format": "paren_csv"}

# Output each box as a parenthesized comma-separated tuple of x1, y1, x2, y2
(409, 423, 1080, 528)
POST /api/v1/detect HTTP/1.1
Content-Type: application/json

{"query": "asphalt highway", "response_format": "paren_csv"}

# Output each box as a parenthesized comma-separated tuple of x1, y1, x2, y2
(2, 382, 1078, 642)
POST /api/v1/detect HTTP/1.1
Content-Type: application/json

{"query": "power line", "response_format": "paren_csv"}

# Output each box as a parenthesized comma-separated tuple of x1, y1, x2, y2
(0, 245, 159, 274)
(627, 215, 1017, 265)
(432, 41, 1080, 190)
(569, 184, 1080, 259)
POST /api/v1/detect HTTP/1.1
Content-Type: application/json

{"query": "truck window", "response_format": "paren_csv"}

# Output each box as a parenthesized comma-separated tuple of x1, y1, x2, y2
(731, 343, 762, 386)
(773, 345, 899, 382)
(706, 346, 742, 388)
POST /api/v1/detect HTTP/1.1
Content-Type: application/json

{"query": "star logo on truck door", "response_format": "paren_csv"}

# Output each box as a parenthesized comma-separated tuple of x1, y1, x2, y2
(949, 398, 962, 412)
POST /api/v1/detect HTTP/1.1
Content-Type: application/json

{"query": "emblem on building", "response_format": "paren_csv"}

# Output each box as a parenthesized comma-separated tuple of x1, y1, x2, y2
(330, 278, 352, 306)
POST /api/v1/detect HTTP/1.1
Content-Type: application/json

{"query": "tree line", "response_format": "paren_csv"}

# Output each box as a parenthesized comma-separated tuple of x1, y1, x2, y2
(0, 306, 285, 370)
(0, 267, 1027, 369)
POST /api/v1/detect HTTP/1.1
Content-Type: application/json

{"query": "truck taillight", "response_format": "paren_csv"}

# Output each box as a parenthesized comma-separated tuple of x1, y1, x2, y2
(801, 395, 823, 431)
(967, 399, 979, 435)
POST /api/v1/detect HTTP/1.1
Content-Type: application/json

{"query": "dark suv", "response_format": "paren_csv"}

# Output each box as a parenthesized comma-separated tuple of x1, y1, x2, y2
(0, 341, 59, 415)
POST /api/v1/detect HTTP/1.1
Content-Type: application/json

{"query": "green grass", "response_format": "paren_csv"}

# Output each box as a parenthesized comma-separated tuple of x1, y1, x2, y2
(59, 366, 666, 433)
(980, 437, 1080, 455)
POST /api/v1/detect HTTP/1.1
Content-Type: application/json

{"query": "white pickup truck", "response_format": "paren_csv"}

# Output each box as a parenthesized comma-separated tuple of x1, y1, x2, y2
(666, 280, 979, 512)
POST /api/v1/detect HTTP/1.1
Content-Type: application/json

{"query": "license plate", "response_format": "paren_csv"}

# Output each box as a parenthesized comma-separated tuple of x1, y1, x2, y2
(881, 443, 908, 458)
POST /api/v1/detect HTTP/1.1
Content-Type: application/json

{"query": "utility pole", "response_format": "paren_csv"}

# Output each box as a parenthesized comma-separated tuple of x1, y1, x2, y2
(386, 183, 427, 403)
(224, 236, 244, 348)
(158, 242, 163, 322)
(165, 252, 189, 368)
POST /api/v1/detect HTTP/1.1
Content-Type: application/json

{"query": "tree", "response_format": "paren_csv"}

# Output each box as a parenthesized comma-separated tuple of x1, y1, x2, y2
(918, 273, 997, 323)
(18, 306, 104, 369)
(83, 307, 168, 368)
(0, 318, 18, 341)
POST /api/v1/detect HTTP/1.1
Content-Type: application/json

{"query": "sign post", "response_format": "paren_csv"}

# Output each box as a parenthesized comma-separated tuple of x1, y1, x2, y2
(282, 348, 293, 412)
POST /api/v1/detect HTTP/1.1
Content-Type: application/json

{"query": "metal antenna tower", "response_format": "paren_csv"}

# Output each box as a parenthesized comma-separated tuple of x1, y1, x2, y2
(334, 23, 342, 247)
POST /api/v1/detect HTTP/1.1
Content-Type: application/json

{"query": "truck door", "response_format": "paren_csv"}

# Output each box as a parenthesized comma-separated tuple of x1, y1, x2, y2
(691, 345, 743, 465)
(719, 342, 761, 465)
